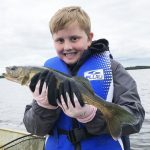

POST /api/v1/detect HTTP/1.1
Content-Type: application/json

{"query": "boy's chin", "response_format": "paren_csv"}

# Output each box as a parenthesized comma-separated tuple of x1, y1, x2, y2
(64, 59, 78, 66)
(62, 57, 78, 65)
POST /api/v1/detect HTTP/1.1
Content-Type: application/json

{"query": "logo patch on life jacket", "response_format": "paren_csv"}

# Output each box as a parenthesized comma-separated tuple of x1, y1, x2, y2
(84, 69, 104, 80)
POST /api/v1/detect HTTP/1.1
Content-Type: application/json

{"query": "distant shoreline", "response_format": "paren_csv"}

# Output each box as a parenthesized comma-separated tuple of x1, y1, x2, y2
(125, 66, 150, 70)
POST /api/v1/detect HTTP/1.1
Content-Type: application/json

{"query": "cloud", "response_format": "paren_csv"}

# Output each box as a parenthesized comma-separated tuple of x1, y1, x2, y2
(0, 0, 150, 67)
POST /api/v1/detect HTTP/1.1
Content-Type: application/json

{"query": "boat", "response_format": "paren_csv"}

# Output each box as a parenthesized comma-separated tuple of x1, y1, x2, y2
(0, 128, 45, 150)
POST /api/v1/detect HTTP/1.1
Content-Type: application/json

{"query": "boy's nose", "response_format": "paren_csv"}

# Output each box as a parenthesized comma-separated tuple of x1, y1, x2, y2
(64, 41, 72, 50)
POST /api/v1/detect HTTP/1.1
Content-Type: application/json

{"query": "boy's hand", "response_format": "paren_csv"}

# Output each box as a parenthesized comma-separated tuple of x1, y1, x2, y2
(57, 92, 97, 123)
(58, 79, 84, 107)
(33, 80, 58, 109)
(29, 70, 58, 106)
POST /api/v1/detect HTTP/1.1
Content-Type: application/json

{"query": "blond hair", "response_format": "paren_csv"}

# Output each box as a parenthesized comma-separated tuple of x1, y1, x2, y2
(49, 6, 91, 36)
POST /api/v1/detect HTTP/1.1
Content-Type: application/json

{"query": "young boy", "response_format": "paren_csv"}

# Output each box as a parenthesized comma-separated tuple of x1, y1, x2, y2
(23, 6, 145, 150)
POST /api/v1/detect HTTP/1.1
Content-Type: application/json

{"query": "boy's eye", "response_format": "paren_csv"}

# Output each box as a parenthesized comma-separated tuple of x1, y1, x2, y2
(55, 38, 64, 44)
(70, 36, 80, 42)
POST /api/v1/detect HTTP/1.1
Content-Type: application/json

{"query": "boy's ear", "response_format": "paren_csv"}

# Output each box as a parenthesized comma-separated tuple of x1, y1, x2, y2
(88, 32, 94, 46)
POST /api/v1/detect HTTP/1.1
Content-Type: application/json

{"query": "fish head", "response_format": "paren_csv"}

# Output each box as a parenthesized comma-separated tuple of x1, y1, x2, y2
(3, 66, 32, 85)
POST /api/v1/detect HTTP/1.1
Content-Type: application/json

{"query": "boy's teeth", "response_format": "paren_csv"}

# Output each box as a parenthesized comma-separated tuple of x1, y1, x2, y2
(64, 52, 76, 56)
(66, 53, 74, 56)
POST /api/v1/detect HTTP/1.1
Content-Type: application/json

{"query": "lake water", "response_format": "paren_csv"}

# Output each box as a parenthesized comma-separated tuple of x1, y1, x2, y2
(0, 69, 149, 150)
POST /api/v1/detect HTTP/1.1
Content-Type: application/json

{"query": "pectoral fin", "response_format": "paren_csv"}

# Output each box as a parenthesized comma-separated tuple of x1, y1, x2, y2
(20, 76, 29, 85)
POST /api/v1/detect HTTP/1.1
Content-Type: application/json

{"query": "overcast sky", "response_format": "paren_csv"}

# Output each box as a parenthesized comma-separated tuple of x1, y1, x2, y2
(0, 0, 150, 67)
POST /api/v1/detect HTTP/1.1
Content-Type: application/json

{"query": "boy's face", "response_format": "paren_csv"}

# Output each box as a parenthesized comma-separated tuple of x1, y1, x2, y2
(52, 22, 93, 65)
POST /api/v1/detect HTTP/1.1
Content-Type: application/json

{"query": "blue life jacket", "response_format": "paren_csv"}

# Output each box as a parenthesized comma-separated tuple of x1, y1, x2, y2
(44, 51, 124, 150)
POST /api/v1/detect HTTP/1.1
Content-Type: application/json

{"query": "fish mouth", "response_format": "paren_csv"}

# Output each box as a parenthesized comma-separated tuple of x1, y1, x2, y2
(0, 74, 5, 78)
(1, 66, 20, 82)
(2, 72, 16, 79)
(2, 72, 20, 84)
(0, 67, 7, 78)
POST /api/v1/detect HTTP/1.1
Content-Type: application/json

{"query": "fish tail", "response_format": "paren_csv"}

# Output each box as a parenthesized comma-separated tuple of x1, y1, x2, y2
(82, 94, 136, 140)
(106, 107, 136, 140)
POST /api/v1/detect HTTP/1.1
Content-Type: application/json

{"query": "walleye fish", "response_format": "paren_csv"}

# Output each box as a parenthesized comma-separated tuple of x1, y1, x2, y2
(1, 66, 136, 140)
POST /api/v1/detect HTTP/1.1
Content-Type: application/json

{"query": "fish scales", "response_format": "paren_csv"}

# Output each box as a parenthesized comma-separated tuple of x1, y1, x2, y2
(1, 66, 136, 140)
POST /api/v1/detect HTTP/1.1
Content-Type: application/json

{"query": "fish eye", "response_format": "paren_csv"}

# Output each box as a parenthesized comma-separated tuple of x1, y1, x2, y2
(11, 66, 17, 70)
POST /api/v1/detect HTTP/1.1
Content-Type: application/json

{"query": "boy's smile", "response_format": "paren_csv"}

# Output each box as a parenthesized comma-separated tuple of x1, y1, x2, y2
(52, 22, 93, 65)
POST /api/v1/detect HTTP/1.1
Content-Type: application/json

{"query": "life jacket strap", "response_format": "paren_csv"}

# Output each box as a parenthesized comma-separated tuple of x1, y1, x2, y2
(57, 128, 93, 144)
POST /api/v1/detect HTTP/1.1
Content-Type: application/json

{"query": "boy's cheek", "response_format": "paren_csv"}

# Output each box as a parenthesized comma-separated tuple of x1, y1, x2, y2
(56, 50, 63, 56)
(54, 45, 63, 53)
